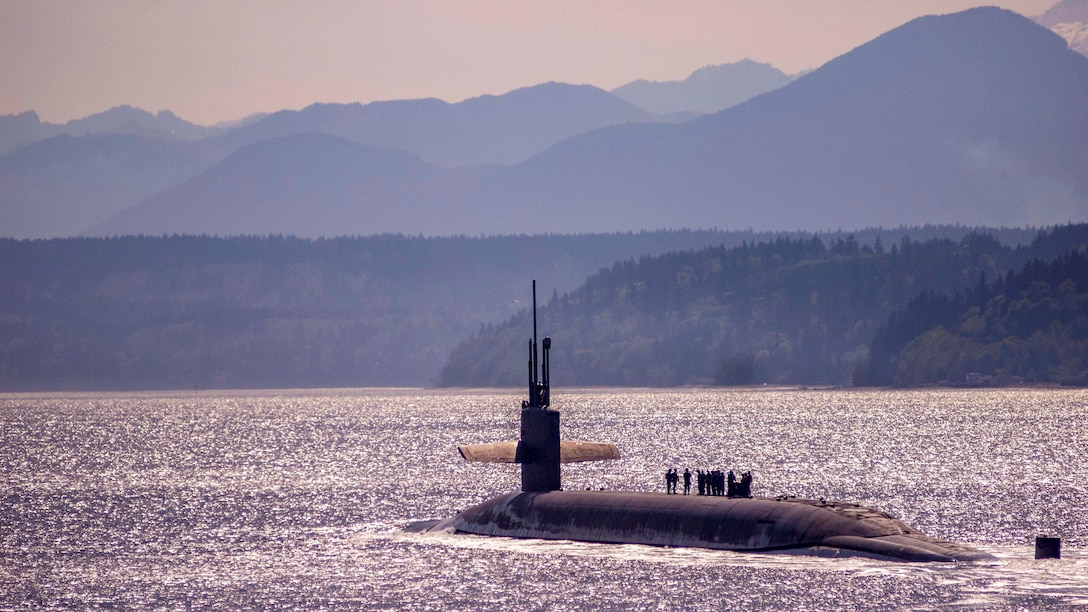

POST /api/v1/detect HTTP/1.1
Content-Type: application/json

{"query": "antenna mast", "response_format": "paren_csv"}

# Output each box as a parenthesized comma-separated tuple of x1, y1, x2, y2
(523, 280, 550, 409)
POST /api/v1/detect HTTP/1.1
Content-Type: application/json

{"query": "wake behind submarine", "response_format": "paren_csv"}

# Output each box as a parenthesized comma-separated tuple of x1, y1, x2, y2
(413, 282, 992, 563)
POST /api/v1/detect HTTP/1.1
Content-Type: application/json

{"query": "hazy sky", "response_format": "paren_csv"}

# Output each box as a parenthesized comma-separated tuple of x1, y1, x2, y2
(1, 0, 1059, 125)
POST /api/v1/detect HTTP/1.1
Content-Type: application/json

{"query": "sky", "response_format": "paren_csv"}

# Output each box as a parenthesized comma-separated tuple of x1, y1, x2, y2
(1, 0, 1059, 126)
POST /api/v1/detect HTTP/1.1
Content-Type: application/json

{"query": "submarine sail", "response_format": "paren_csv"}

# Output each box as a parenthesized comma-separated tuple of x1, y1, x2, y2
(457, 280, 619, 491)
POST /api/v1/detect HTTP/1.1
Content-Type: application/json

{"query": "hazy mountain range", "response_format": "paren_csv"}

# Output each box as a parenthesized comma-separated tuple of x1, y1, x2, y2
(2, 6, 1086, 239)
(611, 59, 794, 115)
(1035, 0, 1088, 55)
(0, 106, 262, 155)
(0, 83, 694, 239)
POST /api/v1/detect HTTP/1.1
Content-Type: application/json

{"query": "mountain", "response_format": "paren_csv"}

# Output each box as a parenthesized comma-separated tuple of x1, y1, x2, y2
(217, 82, 676, 167)
(89, 8, 1088, 239)
(462, 7, 1088, 234)
(90, 133, 478, 237)
(0, 112, 48, 155)
(1037, 0, 1088, 24)
(0, 108, 232, 238)
(1036, 0, 1088, 57)
(60, 106, 217, 141)
(0, 134, 224, 239)
(4, 84, 679, 239)
(0, 106, 218, 155)
(611, 59, 792, 115)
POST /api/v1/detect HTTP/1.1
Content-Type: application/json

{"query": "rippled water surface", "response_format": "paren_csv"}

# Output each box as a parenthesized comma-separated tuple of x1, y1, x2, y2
(3, 387, 1087, 609)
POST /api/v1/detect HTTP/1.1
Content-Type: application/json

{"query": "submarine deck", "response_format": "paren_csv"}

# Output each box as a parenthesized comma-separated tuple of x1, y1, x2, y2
(440, 490, 991, 562)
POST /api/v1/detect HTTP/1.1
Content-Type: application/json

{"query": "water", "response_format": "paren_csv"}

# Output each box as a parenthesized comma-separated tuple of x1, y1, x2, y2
(3, 387, 1087, 609)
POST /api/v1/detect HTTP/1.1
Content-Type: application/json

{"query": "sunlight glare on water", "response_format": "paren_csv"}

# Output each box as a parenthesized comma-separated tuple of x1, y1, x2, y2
(2, 387, 1087, 609)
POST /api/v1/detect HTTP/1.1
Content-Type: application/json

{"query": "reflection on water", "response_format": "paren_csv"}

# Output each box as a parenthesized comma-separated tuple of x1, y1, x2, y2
(3, 387, 1087, 609)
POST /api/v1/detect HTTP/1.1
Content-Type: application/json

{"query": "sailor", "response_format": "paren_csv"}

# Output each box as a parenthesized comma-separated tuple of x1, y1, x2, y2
(683, 468, 692, 495)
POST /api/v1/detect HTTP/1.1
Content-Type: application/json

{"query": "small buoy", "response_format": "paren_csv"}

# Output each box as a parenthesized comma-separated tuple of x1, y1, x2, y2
(1035, 536, 1061, 559)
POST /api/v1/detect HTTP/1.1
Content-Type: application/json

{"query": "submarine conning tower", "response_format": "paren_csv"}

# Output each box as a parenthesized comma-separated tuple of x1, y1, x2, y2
(520, 280, 561, 492)
(519, 406, 560, 491)
(455, 281, 619, 489)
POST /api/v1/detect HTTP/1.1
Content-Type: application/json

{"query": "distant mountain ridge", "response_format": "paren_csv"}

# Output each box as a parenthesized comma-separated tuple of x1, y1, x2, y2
(457, 7, 1088, 234)
(1035, 0, 1088, 56)
(97, 133, 478, 237)
(86, 7, 1088, 239)
(1, 83, 681, 238)
(0, 106, 221, 155)
(217, 82, 678, 167)
(611, 59, 793, 115)
(0, 134, 224, 238)
(1036, 0, 1088, 26)
(4, 6, 1087, 240)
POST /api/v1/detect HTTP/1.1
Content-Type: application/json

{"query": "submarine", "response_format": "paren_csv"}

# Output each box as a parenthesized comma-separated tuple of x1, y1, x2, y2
(413, 282, 992, 563)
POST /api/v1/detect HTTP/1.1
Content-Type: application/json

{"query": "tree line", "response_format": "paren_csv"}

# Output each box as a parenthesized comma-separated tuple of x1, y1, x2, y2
(0, 225, 1071, 391)
(439, 224, 1088, 387)
(0, 229, 806, 390)
(857, 239, 1088, 386)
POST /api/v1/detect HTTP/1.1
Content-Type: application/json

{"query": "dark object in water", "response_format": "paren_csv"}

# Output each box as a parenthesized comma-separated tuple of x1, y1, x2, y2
(416, 281, 993, 563)
(1036, 535, 1061, 559)
(423, 490, 992, 562)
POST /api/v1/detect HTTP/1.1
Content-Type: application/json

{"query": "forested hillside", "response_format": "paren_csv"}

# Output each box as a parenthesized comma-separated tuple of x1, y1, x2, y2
(439, 225, 1088, 387)
(859, 225, 1088, 386)
(0, 229, 787, 391)
(0, 225, 1062, 391)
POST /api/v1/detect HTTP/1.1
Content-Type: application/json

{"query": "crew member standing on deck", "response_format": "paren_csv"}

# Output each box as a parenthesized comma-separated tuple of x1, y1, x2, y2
(683, 468, 692, 495)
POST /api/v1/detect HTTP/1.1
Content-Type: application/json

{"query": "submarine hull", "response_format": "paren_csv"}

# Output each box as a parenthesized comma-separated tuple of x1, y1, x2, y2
(437, 490, 992, 562)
